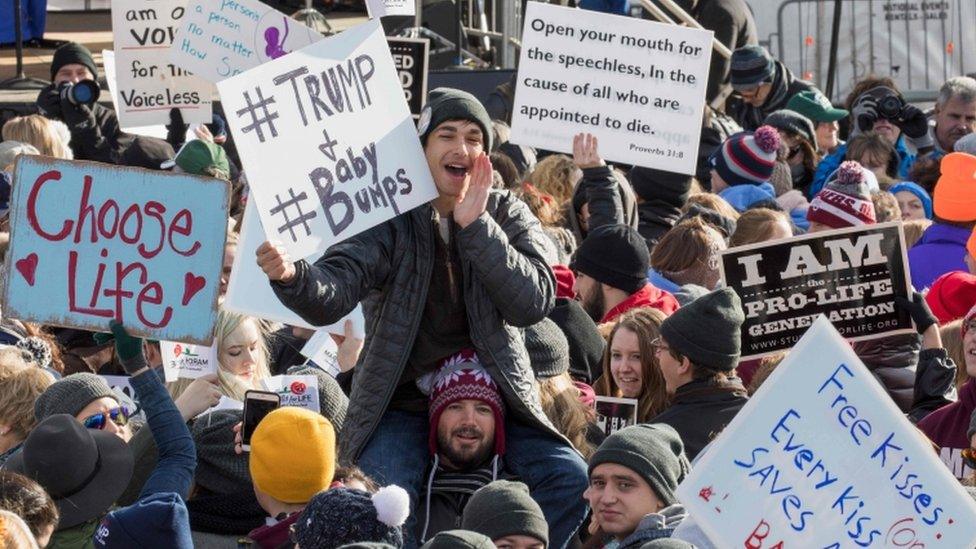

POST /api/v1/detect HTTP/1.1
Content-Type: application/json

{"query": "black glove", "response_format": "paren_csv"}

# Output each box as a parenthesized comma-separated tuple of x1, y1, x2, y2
(59, 94, 96, 130)
(851, 96, 878, 136)
(109, 321, 149, 375)
(893, 103, 929, 139)
(166, 108, 187, 150)
(895, 291, 938, 335)
(35, 84, 63, 119)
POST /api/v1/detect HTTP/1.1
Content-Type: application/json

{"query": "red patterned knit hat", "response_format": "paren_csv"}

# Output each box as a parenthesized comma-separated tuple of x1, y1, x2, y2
(428, 350, 506, 456)
(710, 125, 781, 186)
(807, 161, 877, 228)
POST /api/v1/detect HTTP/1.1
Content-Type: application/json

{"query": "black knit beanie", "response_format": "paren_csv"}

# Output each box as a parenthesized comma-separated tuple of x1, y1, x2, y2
(461, 480, 549, 546)
(293, 487, 408, 549)
(588, 424, 690, 507)
(418, 88, 493, 151)
(525, 318, 570, 379)
(628, 167, 693, 207)
(421, 530, 495, 549)
(571, 224, 649, 295)
(547, 298, 605, 383)
(659, 287, 744, 372)
(763, 109, 818, 152)
(51, 42, 98, 80)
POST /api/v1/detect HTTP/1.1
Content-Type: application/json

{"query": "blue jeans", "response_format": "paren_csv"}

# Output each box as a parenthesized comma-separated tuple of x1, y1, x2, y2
(358, 409, 589, 549)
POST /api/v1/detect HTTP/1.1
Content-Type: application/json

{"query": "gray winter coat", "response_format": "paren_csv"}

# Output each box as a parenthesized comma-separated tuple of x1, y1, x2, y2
(271, 191, 560, 462)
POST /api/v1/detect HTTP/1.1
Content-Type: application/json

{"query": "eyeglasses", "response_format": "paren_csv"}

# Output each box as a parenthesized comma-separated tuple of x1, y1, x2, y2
(82, 406, 130, 430)
(650, 337, 670, 354)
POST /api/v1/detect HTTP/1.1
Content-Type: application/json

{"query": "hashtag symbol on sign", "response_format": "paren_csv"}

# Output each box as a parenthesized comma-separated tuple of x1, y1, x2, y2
(269, 188, 317, 242)
(236, 88, 279, 143)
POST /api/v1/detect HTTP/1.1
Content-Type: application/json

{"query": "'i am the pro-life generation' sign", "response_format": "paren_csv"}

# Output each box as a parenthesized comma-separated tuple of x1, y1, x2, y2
(2, 156, 228, 344)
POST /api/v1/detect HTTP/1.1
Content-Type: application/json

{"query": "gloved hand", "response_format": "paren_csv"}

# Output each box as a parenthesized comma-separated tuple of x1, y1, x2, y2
(851, 96, 878, 136)
(35, 84, 63, 119)
(109, 320, 147, 374)
(59, 93, 96, 130)
(895, 291, 938, 335)
(166, 108, 187, 150)
(892, 103, 929, 139)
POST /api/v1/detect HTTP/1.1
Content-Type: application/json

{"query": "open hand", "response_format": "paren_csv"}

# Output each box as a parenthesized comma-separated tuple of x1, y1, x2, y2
(329, 319, 364, 373)
(573, 133, 605, 170)
(453, 153, 492, 229)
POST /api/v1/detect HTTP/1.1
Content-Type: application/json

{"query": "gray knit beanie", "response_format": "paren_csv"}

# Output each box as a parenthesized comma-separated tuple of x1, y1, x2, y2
(34, 373, 118, 421)
(461, 480, 548, 546)
(659, 287, 744, 372)
(763, 109, 817, 151)
(640, 540, 695, 548)
(287, 364, 349, 433)
(418, 88, 493, 151)
(588, 424, 690, 507)
(191, 409, 251, 494)
(421, 530, 495, 549)
(525, 318, 570, 380)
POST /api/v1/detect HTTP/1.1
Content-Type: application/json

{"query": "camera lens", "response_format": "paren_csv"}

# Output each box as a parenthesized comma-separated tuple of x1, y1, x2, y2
(60, 79, 101, 106)
(877, 95, 903, 119)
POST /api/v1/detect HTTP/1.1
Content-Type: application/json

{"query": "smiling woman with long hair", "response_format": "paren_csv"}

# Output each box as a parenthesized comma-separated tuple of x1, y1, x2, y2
(593, 308, 669, 422)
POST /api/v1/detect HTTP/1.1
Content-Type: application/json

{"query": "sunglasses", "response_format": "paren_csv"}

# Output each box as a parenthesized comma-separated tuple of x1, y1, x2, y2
(82, 406, 130, 430)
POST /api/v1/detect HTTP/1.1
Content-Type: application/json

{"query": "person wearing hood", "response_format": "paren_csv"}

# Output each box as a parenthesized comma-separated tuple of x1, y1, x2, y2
(907, 152, 976, 290)
(651, 288, 749, 460)
(416, 353, 510, 543)
(727, 46, 817, 131)
(571, 224, 679, 325)
(627, 167, 693, 255)
(584, 424, 690, 548)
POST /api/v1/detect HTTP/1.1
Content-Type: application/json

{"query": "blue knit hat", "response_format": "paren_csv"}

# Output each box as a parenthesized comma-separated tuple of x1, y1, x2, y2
(710, 126, 781, 186)
(889, 181, 933, 219)
(730, 45, 775, 90)
(93, 493, 192, 549)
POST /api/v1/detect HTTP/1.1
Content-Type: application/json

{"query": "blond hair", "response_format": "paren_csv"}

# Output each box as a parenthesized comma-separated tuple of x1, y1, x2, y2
(527, 154, 580, 207)
(0, 510, 39, 549)
(940, 319, 968, 390)
(730, 208, 791, 247)
(871, 191, 901, 223)
(168, 310, 271, 401)
(902, 219, 933, 249)
(1, 115, 72, 160)
(0, 357, 52, 441)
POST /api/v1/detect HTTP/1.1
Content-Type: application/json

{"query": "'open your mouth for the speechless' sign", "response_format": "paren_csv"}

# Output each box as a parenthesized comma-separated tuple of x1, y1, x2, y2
(3, 156, 228, 344)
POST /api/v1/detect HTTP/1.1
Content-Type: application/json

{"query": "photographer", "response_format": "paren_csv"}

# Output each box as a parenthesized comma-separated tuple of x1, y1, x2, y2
(35, 42, 132, 164)
(809, 77, 927, 197)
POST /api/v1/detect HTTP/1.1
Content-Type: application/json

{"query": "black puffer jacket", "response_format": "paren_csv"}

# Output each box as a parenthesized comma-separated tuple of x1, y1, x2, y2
(271, 191, 562, 462)
(36, 86, 133, 164)
(853, 333, 921, 413)
(651, 378, 749, 461)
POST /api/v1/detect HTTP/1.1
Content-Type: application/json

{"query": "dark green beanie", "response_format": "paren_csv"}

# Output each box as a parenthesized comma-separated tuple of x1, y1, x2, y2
(461, 480, 548, 546)
(659, 287, 744, 372)
(421, 530, 495, 549)
(418, 88, 493, 151)
(51, 42, 98, 81)
(588, 424, 690, 507)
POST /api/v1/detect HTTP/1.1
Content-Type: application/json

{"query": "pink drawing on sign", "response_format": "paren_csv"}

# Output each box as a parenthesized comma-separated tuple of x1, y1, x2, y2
(15, 253, 38, 286)
(182, 273, 206, 306)
(264, 18, 291, 59)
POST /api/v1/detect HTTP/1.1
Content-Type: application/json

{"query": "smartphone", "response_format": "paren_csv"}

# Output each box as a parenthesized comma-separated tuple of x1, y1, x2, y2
(241, 390, 280, 452)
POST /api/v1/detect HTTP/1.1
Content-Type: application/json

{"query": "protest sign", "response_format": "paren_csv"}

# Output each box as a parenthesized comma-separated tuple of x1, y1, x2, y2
(223, 201, 366, 337)
(160, 341, 218, 382)
(677, 316, 976, 548)
(170, 0, 322, 83)
(301, 329, 341, 377)
(111, 0, 213, 126)
(387, 37, 428, 117)
(219, 20, 438, 260)
(102, 50, 168, 139)
(594, 396, 638, 436)
(263, 374, 320, 413)
(510, 3, 711, 174)
(720, 222, 913, 360)
(366, 0, 415, 18)
(2, 156, 228, 344)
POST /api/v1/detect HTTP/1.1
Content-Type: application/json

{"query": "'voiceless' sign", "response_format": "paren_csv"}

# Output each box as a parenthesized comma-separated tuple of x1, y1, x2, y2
(510, 2, 712, 174)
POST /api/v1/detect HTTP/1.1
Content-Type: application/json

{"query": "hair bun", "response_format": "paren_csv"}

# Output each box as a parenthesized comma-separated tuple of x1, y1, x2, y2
(753, 125, 781, 154)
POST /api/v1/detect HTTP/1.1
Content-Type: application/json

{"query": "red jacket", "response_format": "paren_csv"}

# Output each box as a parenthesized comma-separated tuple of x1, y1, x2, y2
(247, 511, 300, 549)
(601, 283, 679, 324)
(918, 378, 975, 480)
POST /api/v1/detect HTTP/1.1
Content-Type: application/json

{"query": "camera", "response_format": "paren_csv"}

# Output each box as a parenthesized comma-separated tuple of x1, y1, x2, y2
(57, 79, 101, 106)
(875, 94, 905, 120)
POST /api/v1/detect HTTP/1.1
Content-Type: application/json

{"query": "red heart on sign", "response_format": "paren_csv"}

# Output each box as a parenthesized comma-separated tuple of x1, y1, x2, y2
(182, 273, 206, 306)
(290, 381, 307, 395)
(15, 253, 38, 286)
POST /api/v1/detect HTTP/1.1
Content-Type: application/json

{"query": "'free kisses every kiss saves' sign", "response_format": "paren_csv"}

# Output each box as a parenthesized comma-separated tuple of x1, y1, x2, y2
(2, 156, 228, 345)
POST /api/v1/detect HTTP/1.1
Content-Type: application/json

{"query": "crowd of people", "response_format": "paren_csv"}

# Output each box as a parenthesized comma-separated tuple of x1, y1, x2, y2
(0, 3, 975, 546)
